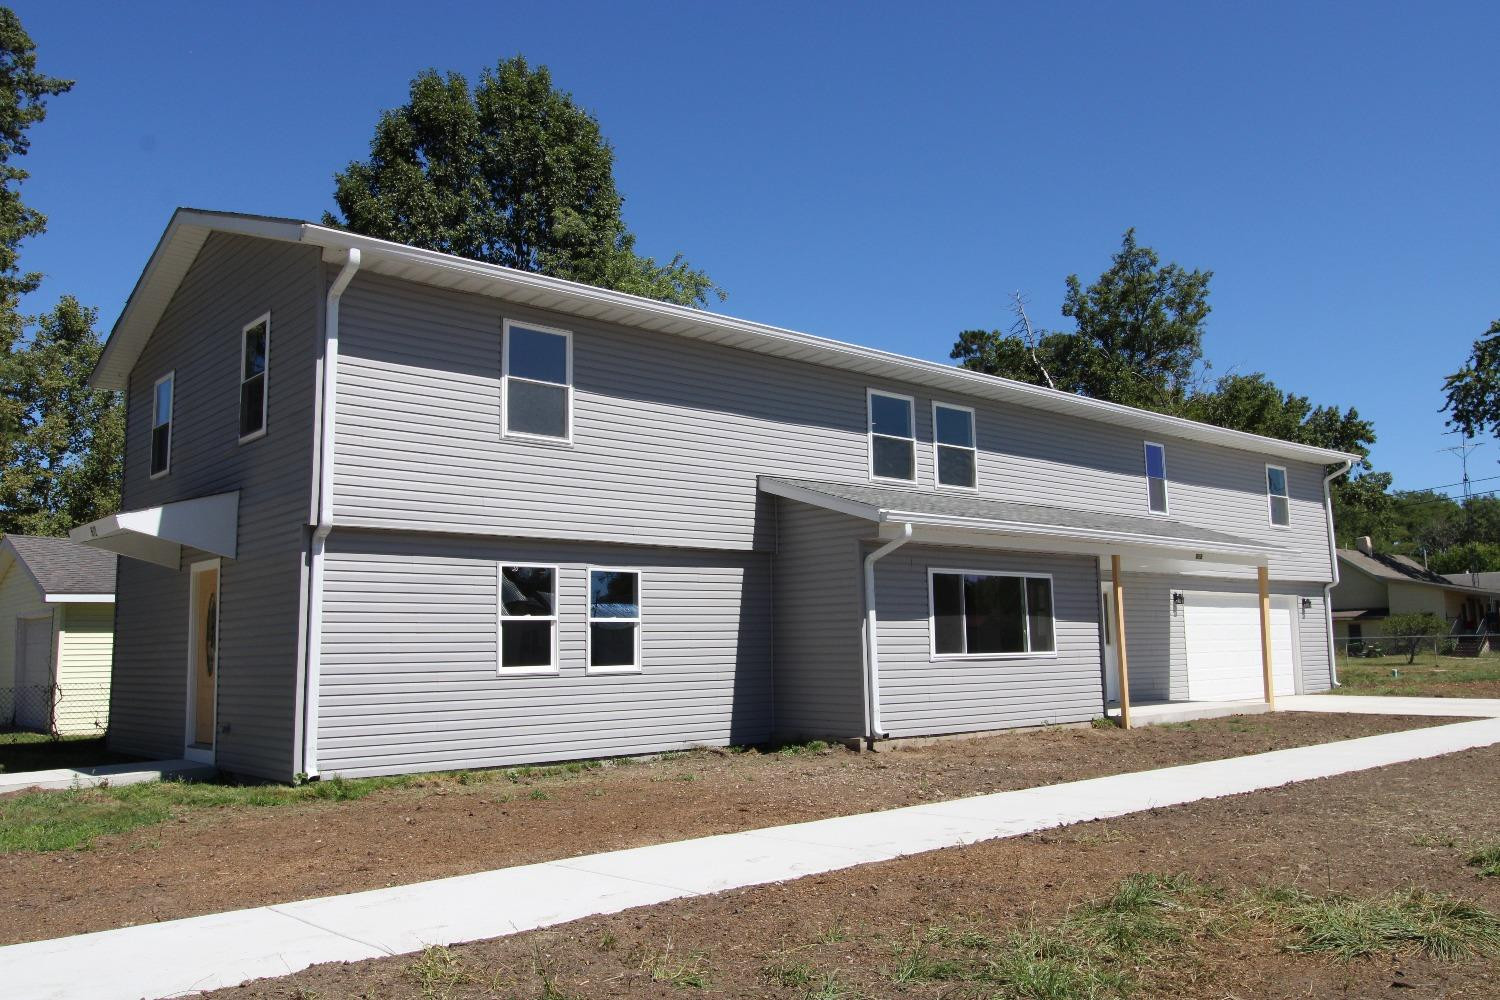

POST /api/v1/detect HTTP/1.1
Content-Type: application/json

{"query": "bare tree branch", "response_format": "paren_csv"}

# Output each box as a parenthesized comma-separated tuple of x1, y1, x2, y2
(1009, 290, 1056, 390)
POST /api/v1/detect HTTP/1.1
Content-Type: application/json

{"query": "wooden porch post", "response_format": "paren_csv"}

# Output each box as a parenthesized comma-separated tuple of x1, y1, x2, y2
(1258, 563, 1276, 710)
(1111, 554, 1132, 729)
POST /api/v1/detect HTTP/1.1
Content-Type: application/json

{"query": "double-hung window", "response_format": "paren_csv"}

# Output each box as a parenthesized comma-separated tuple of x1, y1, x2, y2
(239, 313, 270, 441)
(1266, 464, 1290, 526)
(868, 389, 915, 483)
(933, 402, 976, 489)
(1143, 442, 1168, 514)
(503, 320, 572, 442)
(150, 372, 174, 478)
(931, 570, 1055, 657)
(588, 568, 641, 672)
(498, 564, 558, 673)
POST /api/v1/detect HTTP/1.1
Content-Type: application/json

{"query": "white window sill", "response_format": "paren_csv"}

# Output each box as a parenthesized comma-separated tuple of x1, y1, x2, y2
(929, 651, 1059, 662)
(496, 667, 560, 677)
(238, 428, 267, 445)
(586, 665, 642, 676)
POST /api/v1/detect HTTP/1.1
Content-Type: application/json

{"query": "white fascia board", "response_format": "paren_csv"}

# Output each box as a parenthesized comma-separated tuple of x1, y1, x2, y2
(44, 593, 116, 604)
(71, 491, 239, 568)
(756, 477, 882, 521)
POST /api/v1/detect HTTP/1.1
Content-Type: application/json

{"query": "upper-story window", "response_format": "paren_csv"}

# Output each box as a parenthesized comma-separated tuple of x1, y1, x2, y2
(503, 320, 572, 442)
(150, 372, 173, 478)
(868, 389, 915, 483)
(1143, 442, 1168, 514)
(1267, 464, 1290, 526)
(933, 402, 977, 490)
(238, 313, 270, 442)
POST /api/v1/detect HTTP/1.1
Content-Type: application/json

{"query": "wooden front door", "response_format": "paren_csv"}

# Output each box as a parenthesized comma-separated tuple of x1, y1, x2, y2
(191, 565, 219, 748)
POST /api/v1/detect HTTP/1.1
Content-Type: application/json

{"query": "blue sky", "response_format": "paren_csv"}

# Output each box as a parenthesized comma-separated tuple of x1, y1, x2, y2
(11, 1, 1499, 495)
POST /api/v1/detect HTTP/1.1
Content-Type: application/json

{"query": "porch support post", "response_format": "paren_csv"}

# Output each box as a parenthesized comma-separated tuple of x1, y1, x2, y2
(1258, 563, 1276, 710)
(1110, 554, 1132, 729)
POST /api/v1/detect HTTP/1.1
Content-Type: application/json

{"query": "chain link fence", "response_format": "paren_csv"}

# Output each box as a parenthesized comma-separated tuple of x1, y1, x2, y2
(1334, 633, 1491, 670)
(1, 682, 110, 736)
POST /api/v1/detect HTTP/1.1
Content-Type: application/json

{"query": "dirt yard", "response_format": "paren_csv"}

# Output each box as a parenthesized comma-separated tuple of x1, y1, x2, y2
(217, 741, 1500, 1000)
(0, 712, 1451, 946)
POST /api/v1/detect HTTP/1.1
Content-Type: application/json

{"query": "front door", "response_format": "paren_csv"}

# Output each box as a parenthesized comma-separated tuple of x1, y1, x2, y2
(1100, 582, 1119, 704)
(189, 562, 219, 752)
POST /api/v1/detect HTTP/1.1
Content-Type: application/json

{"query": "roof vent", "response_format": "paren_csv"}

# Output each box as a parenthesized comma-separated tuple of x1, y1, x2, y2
(1356, 535, 1375, 556)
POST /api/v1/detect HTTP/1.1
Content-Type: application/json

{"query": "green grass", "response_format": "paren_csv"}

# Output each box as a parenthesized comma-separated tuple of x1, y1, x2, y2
(1334, 652, 1500, 696)
(1467, 842, 1500, 877)
(0, 731, 136, 773)
(406, 945, 469, 999)
(1283, 888, 1500, 960)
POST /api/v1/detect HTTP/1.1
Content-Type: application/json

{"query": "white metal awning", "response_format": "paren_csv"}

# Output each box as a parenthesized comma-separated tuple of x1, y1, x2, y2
(70, 491, 238, 568)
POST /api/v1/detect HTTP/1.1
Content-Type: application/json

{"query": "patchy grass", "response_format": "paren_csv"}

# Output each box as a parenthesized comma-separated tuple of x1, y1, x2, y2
(1467, 842, 1500, 877)
(1334, 653, 1500, 697)
(634, 939, 711, 989)
(0, 731, 135, 773)
(775, 739, 831, 757)
(406, 945, 469, 999)
(1283, 888, 1500, 960)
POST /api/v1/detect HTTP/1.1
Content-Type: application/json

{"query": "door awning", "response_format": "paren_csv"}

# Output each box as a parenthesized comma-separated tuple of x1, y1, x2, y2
(760, 476, 1281, 570)
(70, 491, 238, 568)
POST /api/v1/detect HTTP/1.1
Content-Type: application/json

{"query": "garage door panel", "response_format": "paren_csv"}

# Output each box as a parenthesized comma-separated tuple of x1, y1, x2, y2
(1184, 594, 1296, 701)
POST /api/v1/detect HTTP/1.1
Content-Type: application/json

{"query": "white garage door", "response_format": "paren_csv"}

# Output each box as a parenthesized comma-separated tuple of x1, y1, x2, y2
(1184, 593, 1297, 701)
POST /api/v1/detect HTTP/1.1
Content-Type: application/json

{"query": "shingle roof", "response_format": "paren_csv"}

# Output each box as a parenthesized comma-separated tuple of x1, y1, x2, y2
(760, 477, 1277, 554)
(3, 535, 117, 597)
(1338, 548, 1500, 595)
(1444, 571, 1500, 591)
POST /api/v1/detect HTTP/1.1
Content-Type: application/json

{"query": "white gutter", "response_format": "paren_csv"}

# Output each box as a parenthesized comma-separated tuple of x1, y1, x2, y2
(301, 248, 361, 779)
(1322, 458, 1354, 687)
(862, 522, 913, 741)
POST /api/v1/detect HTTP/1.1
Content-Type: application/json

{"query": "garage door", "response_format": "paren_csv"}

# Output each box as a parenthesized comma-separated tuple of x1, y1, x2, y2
(1183, 593, 1297, 701)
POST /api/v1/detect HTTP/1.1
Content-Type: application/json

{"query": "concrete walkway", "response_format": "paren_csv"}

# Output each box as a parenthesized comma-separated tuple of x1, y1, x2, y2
(0, 758, 214, 796)
(1280, 693, 1500, 717)
(6, 717, 1500, 1000)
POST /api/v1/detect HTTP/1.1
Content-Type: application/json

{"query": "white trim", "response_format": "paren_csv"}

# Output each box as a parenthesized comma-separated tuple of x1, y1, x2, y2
(1266, 463, 1291, 528)
(184, 558, 220, 765)
(44, 593, 115, 604)
(149, 371, 174, 479)
(501, 319, 574, 444)
(1143, 441, 1168, 516)
(237, 312, 271, 444)
(867, 388, 916, 485)
(497, 562, 560, 676)
(585, 566, 642, 675)
(931, 401, 978, 491)
(927, 567, 1058, 660)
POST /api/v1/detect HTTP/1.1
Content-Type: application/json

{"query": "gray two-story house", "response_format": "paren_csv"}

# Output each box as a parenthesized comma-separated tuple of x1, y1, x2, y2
(72, 209, 1357, 782)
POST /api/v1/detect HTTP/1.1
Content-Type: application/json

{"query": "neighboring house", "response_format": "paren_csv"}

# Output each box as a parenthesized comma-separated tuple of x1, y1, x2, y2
(71, 209, 1357, 782)
(1444, 570, 1500, 592)
(0, 535, 117, 734)
(1330, 536, 1500, 649)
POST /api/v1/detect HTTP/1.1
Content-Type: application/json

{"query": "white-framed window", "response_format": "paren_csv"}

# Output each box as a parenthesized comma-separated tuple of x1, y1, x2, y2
(932, 402, 977, 490)
(587, 567, 641, 673)
(502, 319, 573, 442)
(497, 563, 558, 674)
(1267, 464, 1290, 527)
(930, 569, 1056, 658)
(1143, 441, 1168, 514)
(150, 371, 174, 478)
(238, 312, 270, 442)
(868, 388, 915, 483)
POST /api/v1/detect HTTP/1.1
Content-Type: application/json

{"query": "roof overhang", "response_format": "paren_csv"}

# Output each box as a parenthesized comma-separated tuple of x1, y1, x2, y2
(91, 209, 1359, 469)
(44, 593, 115, 604)
(70, 492, 238, 569)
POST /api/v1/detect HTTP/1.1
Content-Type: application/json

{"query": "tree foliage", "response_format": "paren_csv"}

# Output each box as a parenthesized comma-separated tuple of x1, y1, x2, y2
(327, 56, 722, 308)
(1383, 611, 1447, 664)
(1442, 318, 1500, 439)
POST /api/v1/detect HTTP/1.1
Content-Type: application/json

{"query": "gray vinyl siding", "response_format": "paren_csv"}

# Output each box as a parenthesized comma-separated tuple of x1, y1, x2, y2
(770, 499, 868, 741)
(330, 271, 1335, 581)
(873, 545, 1103, 737)
(108, 233, 321, 779)
(316, 530, 772, 778)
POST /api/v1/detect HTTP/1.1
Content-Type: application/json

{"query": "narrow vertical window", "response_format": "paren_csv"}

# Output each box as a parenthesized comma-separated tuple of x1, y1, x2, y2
(588, 568, 641, 672)
(1267, 465, 1290, 526)
(868, 389, 915, 483)
(498, 565, 557, 673)
(933, 402, 977, 489)
(239, 313, 269, 441)
(1144, 442, 1168, 514)
(503, 321, 572, 441)
(150, 372, 173, 478)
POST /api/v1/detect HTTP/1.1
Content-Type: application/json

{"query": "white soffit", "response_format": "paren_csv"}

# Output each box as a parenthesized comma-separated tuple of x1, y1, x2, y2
(70, 491, 239, 569)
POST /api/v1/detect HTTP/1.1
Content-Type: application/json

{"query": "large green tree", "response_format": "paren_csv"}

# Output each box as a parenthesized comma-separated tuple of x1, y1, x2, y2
(1441, 318, 1500, 438)
(327, 56, 722, 307)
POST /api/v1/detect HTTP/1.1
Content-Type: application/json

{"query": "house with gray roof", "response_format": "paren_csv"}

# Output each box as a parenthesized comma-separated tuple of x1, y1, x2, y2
(70, 208, 1357, 781)
(1331, 536, 1500, 651)
(0, 534, 117, 733)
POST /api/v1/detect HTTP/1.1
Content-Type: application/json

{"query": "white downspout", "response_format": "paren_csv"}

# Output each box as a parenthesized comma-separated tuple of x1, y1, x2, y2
(862, 522, 913, 741)
(302, 248, 361, 779)
(1322, 458, 1353, 688)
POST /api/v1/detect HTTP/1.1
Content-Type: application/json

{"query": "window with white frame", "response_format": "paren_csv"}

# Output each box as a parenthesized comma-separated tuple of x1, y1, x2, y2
(150, 372, 174, 477)
(933, 402, 976, 489)
(588, 568, 641, 671)
(931, 570, 1055, 656)
(1143, 442, 1168, 514)
(868, 389, 915, 482)
(1267, 464, 1290, 526)
(498, 565, 557, 672)
(503, 321, 572, 441)
(239, 314, 270, 441)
